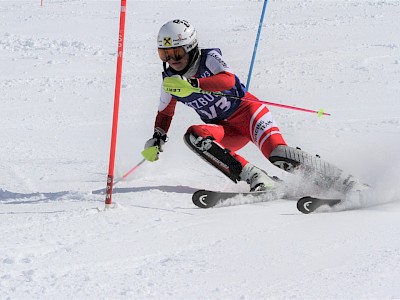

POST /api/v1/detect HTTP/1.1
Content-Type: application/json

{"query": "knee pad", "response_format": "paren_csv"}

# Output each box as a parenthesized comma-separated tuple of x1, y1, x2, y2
(184, 132, 242, 183)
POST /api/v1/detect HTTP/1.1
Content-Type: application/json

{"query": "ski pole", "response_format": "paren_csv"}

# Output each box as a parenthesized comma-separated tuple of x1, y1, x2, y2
(234, 94, 330, 117)
(247, 0, 269, 90)
(163, 77, 331, 117)
(112, 146, 160, 187)
(220, 91, 330, 117)
(91, 158, 145, 197)
(113, 158, 146, 187)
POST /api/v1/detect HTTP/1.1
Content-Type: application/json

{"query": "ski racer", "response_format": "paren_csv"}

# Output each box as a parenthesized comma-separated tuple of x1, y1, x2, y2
(144, 19, 367, 194)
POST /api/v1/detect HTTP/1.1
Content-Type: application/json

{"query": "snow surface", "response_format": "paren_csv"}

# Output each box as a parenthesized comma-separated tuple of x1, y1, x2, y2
(1, 0, 400, 299)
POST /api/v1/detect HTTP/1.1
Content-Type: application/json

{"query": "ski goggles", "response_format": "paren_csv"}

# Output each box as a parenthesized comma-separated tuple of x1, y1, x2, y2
(158, 46, 186, 62)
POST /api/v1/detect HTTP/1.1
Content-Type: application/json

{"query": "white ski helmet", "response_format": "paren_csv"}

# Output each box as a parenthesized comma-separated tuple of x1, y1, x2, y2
(157, 19, 198, 52)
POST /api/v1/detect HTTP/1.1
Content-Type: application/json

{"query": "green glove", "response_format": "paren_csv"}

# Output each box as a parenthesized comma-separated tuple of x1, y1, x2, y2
(163, 76, 203, 97)
(141, 146, 160, 162)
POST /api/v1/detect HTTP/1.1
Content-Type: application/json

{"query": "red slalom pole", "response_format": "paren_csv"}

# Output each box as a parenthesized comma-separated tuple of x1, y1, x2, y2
(105, 0, 127, 208)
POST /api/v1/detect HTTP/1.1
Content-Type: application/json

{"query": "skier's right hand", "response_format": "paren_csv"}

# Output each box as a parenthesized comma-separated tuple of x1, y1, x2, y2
(163, 75, 201, 97)
(143, 127, 168, 161)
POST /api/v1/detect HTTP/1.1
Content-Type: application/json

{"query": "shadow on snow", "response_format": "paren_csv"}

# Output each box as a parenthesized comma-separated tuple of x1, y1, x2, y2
(92, 185, 198, 195)
(0, 185, 198, 204)
(0, 189, 70, 204)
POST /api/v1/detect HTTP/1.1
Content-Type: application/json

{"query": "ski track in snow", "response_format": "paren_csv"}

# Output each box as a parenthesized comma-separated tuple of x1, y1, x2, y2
(1, 0, 400, 299)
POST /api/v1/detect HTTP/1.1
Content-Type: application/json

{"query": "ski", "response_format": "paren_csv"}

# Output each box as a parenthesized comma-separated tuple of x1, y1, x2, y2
(297, 196, 342, 214)
(192, 190, 343, 212)
(192, 189, 278, 208)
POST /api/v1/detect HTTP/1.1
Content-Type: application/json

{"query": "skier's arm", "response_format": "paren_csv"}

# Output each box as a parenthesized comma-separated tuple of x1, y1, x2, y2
(197, 71, 235, 92)
(143, 90, 177, 160)
(194, 49, 236, 92)
(146, 87, 176, 142)
(154, 97, 177, 133)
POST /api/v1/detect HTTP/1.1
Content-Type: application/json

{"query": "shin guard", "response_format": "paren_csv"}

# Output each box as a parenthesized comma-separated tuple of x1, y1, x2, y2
(184, 132, 243, 183)
(269, 145, 345, 189)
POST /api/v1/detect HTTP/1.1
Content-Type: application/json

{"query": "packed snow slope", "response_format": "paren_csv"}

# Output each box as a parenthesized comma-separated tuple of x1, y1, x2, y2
(1, 0, 400, 299)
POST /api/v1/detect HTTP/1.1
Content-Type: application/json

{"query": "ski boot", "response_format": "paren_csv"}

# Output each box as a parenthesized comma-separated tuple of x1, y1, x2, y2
(240, 163, 277, 192)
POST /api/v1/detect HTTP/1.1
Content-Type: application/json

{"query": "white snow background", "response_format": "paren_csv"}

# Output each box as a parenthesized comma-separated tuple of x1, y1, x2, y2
(1, 0, 400, 299)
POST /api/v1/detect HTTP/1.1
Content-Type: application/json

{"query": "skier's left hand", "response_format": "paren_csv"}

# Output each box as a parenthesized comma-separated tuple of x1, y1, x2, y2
(144, 127, 168, 152)
(142, 127, 168, 162)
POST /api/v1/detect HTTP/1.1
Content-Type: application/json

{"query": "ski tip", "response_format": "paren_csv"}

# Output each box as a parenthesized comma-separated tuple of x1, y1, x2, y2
(192, 189, 217, 209)
(297, 196, 314, 214)
(297, 196, 342, 214)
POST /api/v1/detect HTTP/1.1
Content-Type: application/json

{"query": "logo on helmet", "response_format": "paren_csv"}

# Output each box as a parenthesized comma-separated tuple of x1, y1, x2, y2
(173, 19, 190, 28)
(163, 37, 172, 47)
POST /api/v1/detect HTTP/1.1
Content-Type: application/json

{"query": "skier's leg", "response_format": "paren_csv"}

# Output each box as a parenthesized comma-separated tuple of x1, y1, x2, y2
(184, 125, 244, 183)
(218, 125, 279, 191)
(186, 124, 249, 166)
(214, 99, 285, 191)
(225, 95, 288, 163)
(233, 97, 367, 193)
(184, 125, 277, 191)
